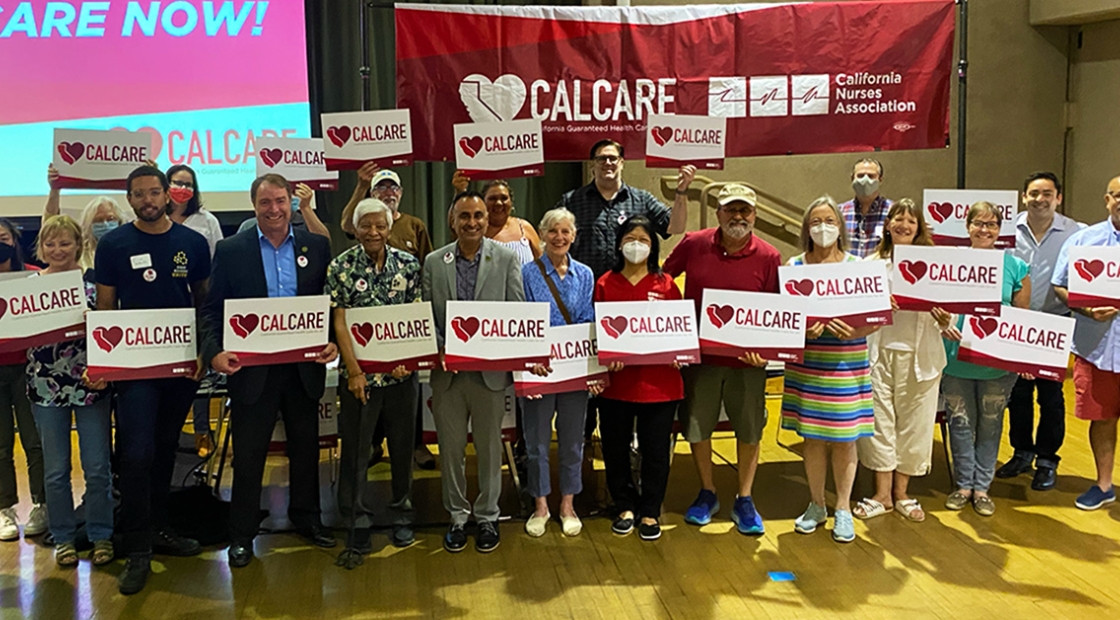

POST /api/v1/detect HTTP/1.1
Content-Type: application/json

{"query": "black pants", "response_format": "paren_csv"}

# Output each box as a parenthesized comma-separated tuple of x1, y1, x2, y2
(1007, 376, 1065, 467)
(228, 364, 322, 543)
(338, 380, 417, 529)
(370, 378, 425, 451)
(115, 377, 197, 554)
(598, 398, 678, 520)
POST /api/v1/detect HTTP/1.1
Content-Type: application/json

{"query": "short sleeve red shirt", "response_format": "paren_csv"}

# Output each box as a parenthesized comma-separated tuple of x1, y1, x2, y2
(594, 270, 684, 403)
(662, 229, 782, 366)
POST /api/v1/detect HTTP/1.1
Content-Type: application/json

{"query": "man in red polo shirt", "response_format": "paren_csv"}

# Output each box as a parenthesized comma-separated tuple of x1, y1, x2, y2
(662, 183, 782, 535)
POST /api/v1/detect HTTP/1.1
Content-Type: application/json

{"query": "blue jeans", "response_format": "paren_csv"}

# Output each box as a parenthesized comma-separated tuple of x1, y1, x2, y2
(521, 391, 588, 499)
(941, 373, 1017, 493)
(32, 399, 113, 544)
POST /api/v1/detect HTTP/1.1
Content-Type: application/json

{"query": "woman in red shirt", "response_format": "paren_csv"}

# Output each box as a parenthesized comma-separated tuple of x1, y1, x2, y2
(594, 216, 684, 541)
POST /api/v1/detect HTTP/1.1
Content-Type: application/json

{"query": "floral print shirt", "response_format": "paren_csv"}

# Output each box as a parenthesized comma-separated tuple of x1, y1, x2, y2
(25, 276, 107, 407)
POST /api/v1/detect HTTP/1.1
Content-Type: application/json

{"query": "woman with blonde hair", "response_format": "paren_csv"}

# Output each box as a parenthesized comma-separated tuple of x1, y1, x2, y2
(855, 199, 954, 522)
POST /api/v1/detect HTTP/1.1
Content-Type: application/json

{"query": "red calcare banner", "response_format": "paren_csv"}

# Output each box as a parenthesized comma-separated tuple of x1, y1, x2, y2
(396, 1, 955, 162)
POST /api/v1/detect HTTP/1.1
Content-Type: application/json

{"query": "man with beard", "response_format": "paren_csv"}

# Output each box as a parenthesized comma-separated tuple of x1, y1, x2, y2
(999, 172, 1085, 490)
(662, 183, 782, 535)
(94, 165, 211, 594)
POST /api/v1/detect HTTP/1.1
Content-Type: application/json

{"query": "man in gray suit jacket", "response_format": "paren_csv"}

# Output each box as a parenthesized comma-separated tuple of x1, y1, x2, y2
(423, 191, 524, 554)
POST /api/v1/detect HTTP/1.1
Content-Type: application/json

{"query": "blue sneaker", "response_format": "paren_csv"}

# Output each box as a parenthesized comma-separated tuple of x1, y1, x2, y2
(684, 490, 720, 525)
(1075, 485, 1116, 511)
(730, 496, 764, 535)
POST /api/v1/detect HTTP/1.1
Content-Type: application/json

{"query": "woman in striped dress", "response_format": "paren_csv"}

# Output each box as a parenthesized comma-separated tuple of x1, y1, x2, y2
(782, 196, 880, 543)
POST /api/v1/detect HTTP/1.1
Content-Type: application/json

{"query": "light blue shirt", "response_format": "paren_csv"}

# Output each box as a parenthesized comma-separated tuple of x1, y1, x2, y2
(1052, 219, 1120, 371)
(521, 255, 596, 326)
(257, 226, 297, 298)
(1010, 211, 1085, 314)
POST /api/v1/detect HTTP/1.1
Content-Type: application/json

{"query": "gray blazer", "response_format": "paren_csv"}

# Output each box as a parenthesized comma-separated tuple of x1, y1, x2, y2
(423, 238, 525, 391)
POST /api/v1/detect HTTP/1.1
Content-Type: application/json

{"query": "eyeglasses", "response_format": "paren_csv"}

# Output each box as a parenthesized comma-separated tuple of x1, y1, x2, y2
(592, 155, 620, 165)
(968, 220, 1000, 231)
(129, 188, 165, 201)
(373, 183, 402, 193)
(720, 205, 755, 217)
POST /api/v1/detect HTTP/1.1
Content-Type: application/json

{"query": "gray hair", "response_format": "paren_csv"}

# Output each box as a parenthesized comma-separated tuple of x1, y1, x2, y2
(538, 207, 577, 236)
(799, 195, 849, 252)
(79, 196, 132, 271)
(352, 198, 392, 230)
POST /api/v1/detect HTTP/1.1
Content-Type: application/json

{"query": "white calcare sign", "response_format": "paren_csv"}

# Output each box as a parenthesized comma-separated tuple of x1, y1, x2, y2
(223, 295, 330, 367)
(515, 322, 610, 397)
(644, 113, 726, 170)
(890, 245, 1003, 315)
(52, 128, 153, 189)
(0, 271, 87, 353)
(594, 299, 699, 366)
(255, 137, 339, 190)
(779, 260, 893, 327)
(957, 306, 1075, 381)
(345, 302, 439, 372)
(453, 118, 544, 179)
(698, 289, 807, 363)
(321, 109, 413, 170)
(924, 189, 1018, 248)
(85, 308, 197, 381)
(443, 301, 551, 371)
(1065, 246, 1120, 309)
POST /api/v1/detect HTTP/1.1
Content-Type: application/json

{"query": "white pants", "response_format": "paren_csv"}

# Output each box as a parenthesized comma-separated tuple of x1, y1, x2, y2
(859, 349, 940, 476)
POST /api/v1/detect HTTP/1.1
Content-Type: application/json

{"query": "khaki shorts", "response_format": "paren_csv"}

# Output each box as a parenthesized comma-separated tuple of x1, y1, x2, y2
(680, 364, 768, 444)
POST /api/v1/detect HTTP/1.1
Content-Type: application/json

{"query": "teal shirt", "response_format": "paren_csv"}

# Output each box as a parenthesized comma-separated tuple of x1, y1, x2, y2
(942, 252, 1030, 379)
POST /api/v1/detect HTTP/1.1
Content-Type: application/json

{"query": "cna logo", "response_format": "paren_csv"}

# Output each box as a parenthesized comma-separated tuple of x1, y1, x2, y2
(91, 326, 124, 353)
(450, 316, 480, 343)
(708, 75, 830, 118)
(459, 74, 527, 123)
(229, 314, 260, 339)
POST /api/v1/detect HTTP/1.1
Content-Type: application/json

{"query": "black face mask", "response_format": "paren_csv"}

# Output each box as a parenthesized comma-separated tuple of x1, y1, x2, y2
(0, 242, 14, 265)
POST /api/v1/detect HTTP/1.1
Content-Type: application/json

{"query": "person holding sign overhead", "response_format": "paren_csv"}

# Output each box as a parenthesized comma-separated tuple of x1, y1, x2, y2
(200, 173, 338, 569)
(594, 216, 684, 542)
(423, 191, 525, 554)
(661, 184, 781, 535)
(94, 165, 211, 594)
(940, 202, 1030, 517)
(519, 207, 596, 538)
(327, 197, 423, 557)
(44, 164, 133, 280)
(1052, 175, 1120, 511)
(782, 196, 881, 544)
(856, 199, 952, 523)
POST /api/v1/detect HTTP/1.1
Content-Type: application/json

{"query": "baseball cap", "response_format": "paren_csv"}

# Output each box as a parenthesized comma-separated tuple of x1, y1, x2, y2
(717, 183, 758, 207)
(371, 169, 401, 187)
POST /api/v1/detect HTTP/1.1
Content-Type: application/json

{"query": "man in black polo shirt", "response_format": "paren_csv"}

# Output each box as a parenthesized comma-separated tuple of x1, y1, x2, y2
(95, 166, 211, 595)
(555, 139, 696, 279)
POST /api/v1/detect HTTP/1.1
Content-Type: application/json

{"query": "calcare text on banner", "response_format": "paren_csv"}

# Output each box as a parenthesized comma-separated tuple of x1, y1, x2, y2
(346, 302, 439, 373)
(52, 128, 153, 189)
(698, 289, 806, 363)
(890, 245, 1003, 315)
(255, 137, 338, 190)
(0, 271, 87, 353)
(443, 301, 550, 372)
(594, 299, 699, 365)
(85, 308, 198, 381)
(957, 306, 1075, 381)
(515, 322, 610, 397)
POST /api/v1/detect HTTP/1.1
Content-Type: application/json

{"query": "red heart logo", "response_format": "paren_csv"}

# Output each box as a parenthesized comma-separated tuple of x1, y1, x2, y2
(57, 141, 85, 165)
(1074, 258, 1106, 283)
(784, 279, 815, 296)
(450, 316, 480, 343)
(927, 201, 953, 224)
(260, 148, 283, 168)
(458, 136, 482, 158)
(969, 316, 998, 339)
(897, 260, 928, 285)
(229, 314, 260, 339)
(91, 326, 124, 353)
(326, 126, 351, 148)
(705, 304, 735, 329)
(599, 316, 628, 339)
(0, 297, 7, 320)
(651, 126, 673, 147)
(350, 322, 374, 347)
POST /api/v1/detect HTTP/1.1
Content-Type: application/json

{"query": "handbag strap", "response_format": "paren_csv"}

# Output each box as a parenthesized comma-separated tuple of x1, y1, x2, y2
(535, 258, 573, 325)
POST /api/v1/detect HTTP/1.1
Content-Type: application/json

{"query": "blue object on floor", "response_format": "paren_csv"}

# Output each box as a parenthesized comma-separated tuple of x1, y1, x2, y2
(768, 571, 796, 582)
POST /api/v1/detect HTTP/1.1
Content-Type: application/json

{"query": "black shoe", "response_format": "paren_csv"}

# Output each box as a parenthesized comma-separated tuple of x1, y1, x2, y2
(152, 529, 201, 557)
(995, 454, 1033, 479)
(346, 528, 372, 555)
(414, 447, 437, 471)
(476, 521, 500, 553)
(228, 542, 253, 568)
(118, 554, 151, 595)
(638, 521, 662, 541)
(391, 525, 416, 548)
(444, 524, 467, 553)
(1031, 465, 1057, 491)
(297, 525, 337, 548)
(611, 516, 635, 536)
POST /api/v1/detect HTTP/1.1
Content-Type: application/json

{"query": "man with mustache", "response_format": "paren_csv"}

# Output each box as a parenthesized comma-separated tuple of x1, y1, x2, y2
(840, 158, 893, 258)
(422, 191, 524, 554)
(1052, 175, 1120, 512)
(93, 165, 211, 594)
(999, 172, 1085, 490)
(662, 183, 782, 534)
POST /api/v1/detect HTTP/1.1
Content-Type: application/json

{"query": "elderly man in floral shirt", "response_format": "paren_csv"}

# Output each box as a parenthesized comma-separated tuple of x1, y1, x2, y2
(327, 197, 422, 559)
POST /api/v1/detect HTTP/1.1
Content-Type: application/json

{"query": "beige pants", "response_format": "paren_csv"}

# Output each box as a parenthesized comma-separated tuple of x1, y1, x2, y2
(859, 349, 940, 476)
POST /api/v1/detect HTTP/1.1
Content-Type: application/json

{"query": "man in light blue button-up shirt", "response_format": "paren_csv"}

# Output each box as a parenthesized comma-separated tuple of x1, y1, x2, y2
(1000, 172, 1086, 490)
(257, 225, 297, 298)
(1052, 175, 1120, 510)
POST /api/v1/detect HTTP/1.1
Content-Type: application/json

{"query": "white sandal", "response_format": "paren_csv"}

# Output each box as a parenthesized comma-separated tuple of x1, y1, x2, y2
(894, 499, 925, 522)
(853, 498, 889, 520)
(525, 512, 550, 537)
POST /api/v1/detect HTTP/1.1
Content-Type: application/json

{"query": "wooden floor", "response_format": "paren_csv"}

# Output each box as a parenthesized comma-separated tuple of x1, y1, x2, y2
(2, 379, 1119, 620)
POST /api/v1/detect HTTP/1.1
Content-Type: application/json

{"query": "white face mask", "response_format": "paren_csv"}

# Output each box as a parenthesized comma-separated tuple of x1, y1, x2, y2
(621, 240, 651, 264)
(810, 223, 840, 249)
(852, 174, 880, 198)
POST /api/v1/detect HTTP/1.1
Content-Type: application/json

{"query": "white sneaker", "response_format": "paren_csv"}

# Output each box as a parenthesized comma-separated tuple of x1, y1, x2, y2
(560, 514, 582, 537)
(525, 512, 550, 537)
(24, 504, 48, 537)
(0, 508, 19, 541)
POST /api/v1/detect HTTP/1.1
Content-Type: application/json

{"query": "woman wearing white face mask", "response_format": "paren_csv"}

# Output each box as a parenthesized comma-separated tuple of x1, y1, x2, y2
(783, 196, 881, 544)
(593, 216, 684, 542)
(45, 164, 133, 280)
